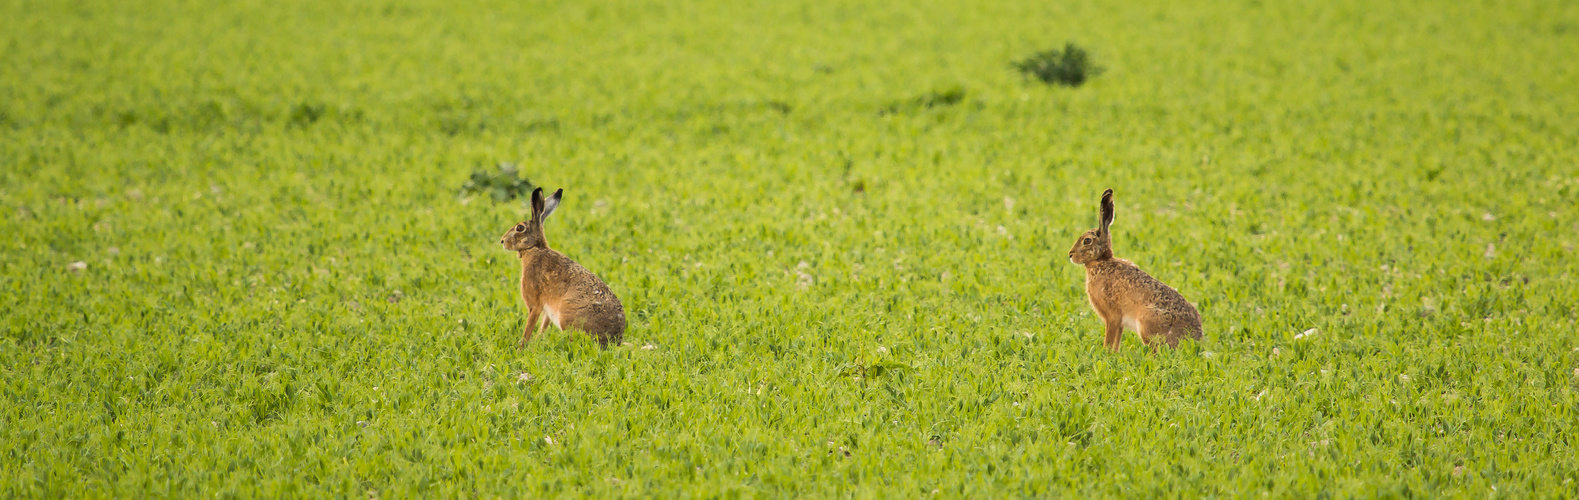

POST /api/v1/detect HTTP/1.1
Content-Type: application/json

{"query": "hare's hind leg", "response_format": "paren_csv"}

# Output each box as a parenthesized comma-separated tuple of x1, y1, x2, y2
(1138, 316, 1181, 352)
(1143, 315, 1168, 350)
(1137, 331, 1160, 355)
(554, 309, 604, 348)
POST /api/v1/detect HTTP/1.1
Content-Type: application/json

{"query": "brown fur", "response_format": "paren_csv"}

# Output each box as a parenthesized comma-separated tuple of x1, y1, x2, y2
(1068, 189, 1202, 352)
(500, 188, 625, 348)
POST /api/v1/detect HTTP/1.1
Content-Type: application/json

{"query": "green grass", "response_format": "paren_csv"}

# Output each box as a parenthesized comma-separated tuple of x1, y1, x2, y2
(3, 0, 1578, 496)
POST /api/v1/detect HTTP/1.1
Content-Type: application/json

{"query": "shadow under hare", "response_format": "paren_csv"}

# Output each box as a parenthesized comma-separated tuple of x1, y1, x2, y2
(500, 188, 625, 348)
(1068, 188, 1202, 352)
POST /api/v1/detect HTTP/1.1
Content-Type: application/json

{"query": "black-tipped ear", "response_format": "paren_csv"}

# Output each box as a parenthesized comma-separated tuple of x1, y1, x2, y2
(541, 188, 563, 220)
(1099, 189, 1115, 234)
(530, 188, 546, 219)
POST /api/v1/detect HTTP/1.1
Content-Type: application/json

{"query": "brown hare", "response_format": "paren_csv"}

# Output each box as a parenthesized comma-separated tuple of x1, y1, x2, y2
(500, 188, 625, 348)
(1068, 189, 1202, 352)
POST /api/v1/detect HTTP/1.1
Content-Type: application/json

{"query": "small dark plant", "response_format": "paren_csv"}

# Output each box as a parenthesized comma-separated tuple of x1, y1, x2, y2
(288, 101, 326, 127)
(1013, 43, 1103, 87)
(460, 162, 536, 202)
(880, 86, 967, 115)
(766, 100, 793, 115)
(915, 86, 965, 108)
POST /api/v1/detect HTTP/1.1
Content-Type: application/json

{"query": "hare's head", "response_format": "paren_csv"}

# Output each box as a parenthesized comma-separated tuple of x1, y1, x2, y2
(1068, 188, 1115, 265)
(501, 188, 562, 252)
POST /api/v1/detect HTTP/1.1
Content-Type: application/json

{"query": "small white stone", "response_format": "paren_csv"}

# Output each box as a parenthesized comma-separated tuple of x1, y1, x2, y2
(66, 261, 87, 272)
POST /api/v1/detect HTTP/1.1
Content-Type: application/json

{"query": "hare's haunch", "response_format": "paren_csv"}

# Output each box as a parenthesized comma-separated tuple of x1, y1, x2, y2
(1068, 189, 1202, 352)
(500, 188, 626, 348)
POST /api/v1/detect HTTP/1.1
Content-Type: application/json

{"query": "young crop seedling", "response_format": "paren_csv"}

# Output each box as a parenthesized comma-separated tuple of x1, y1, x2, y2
(4, 0, 1575, 495)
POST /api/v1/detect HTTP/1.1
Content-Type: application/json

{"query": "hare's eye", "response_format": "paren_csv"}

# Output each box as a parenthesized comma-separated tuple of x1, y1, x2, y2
(515, 224, 526, 232)
(1082, 238, 1092, 245)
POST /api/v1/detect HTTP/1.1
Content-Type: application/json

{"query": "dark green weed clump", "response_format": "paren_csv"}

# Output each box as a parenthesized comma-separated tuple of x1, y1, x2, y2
(459, 162, 535, 202)
(1013, 43, 1103, 87)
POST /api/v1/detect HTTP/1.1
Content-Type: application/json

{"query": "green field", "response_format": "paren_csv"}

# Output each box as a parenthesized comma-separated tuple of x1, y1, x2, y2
(4, 0, 1578, 496)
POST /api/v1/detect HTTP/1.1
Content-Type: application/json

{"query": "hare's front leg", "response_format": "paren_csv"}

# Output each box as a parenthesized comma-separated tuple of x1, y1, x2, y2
(1103, 316, 1124, 352)
(518, 307, 543, 349)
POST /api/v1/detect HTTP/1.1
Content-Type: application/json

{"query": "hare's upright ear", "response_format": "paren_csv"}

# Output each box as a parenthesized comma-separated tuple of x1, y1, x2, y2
(530, 187, 546, 220)
(1099, 188, 1115, 235)
(541, 188, 563, 221)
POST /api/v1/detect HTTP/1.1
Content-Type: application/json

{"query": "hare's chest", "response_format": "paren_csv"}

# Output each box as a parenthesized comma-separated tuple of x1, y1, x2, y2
(1121, 315, 1140, 332)
(543, 304, 562, 328)
(1085, 275, 1118, 303)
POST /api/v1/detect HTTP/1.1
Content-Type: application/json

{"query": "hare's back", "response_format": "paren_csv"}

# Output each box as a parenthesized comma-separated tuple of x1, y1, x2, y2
(1134, 272, 1202, 336)
(1104, 261, 1200, 323)
(557, 254, 627, 334)
(560, 258, 620, 302)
